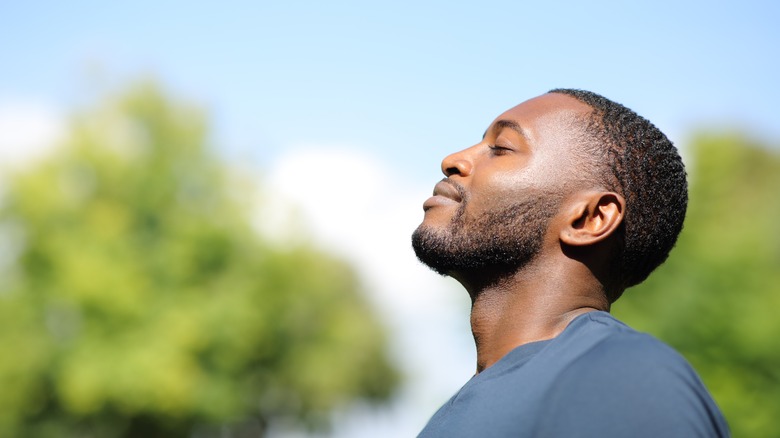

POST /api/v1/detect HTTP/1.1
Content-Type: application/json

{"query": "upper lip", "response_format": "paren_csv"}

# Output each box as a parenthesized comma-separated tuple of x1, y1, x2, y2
(432, 179, 463, 202)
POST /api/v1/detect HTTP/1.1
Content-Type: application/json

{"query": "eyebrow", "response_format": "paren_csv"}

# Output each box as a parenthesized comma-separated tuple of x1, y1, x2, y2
(482, 119, 530, 141)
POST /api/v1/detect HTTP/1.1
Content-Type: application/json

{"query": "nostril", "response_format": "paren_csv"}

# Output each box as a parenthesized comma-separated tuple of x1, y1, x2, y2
(444, 166, 459, 176)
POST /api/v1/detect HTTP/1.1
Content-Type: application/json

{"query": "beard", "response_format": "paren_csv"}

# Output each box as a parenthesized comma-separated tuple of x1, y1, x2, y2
(411, 187, 563, 278)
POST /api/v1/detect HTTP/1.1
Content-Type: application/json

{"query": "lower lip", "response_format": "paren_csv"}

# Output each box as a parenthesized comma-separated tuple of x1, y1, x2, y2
(423, 195, 459, 211)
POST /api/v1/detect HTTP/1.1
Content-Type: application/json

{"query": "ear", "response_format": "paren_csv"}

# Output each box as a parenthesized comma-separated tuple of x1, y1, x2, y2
(559, 191, 625, 246)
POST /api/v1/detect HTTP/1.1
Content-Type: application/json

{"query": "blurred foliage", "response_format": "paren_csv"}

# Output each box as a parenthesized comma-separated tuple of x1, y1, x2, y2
(614, 133, 780, 437)
(0, 82, 399, 437)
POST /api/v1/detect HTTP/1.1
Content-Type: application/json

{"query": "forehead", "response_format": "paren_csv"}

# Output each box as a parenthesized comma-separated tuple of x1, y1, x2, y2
(491, 93, 593, 140)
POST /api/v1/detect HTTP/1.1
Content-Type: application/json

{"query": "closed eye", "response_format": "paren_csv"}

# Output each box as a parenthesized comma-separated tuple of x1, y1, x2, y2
(488, 144, 512, 156)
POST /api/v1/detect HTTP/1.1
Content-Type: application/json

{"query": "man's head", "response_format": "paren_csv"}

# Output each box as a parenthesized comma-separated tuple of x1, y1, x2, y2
(412, 90, 687, 302)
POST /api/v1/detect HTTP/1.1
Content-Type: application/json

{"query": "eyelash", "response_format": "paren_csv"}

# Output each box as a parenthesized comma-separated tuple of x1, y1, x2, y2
(488, 144, 511, 155)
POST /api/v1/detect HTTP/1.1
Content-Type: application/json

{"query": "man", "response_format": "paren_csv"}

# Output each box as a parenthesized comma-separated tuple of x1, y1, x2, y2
(411, 89, 729, 437)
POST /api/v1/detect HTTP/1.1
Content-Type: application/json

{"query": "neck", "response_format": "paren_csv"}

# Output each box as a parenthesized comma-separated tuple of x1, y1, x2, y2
(458, 259, 609, 374)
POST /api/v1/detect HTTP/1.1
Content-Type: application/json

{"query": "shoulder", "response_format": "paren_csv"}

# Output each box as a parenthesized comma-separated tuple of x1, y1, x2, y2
(535, 311, 729, 437)
(549, 312, 706, 408)
(546, 311, 693, 382)
(569, 311, 692, 376)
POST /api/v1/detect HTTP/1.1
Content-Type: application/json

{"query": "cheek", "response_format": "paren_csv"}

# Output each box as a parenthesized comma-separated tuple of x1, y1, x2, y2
(500, 157, 575, 197)
(462, 182, 520, 219)
(475, 170, 540, 205)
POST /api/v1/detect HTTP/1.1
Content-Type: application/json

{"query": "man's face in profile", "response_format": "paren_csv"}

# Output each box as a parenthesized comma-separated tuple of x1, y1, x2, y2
(412, 93, 592, 276)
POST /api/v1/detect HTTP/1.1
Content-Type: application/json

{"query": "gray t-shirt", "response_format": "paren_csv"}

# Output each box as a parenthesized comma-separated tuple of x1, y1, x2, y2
(419, 311, 729, 437)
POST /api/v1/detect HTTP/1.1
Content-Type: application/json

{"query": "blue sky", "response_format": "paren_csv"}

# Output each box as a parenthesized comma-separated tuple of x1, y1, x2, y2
(1, 1, 778, 436)
(2, 0, 778, 183)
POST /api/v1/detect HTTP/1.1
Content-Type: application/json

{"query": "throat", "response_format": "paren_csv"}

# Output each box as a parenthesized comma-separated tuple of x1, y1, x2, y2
(469, 285, 603, 374)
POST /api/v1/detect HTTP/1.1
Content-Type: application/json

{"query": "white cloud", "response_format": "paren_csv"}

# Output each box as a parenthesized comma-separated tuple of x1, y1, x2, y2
(260, 146, 475, 437)
(0, 101, 65, 170)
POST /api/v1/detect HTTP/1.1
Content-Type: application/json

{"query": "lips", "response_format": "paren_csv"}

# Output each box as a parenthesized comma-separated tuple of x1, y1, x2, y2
(433, 180, 463, 202)
(423, 179, 463, 211)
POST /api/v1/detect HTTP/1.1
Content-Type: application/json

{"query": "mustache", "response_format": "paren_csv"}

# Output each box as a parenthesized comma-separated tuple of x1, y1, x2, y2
(440, 178, 468, 202)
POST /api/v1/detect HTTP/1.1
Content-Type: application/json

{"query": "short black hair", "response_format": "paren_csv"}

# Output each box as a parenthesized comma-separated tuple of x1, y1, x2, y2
(549, 88, 688, 302)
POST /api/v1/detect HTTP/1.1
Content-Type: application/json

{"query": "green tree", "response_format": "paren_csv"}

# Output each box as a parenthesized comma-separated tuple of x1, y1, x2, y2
(614, 133, 780, 437)
(0, 82, 398, 437)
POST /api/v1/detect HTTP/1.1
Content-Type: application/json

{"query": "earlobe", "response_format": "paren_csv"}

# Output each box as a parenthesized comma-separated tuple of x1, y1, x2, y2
(560, 192, 625, 246)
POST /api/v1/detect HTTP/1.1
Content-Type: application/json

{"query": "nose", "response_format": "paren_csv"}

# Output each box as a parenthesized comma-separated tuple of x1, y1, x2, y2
(440, 146, 474, 177)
